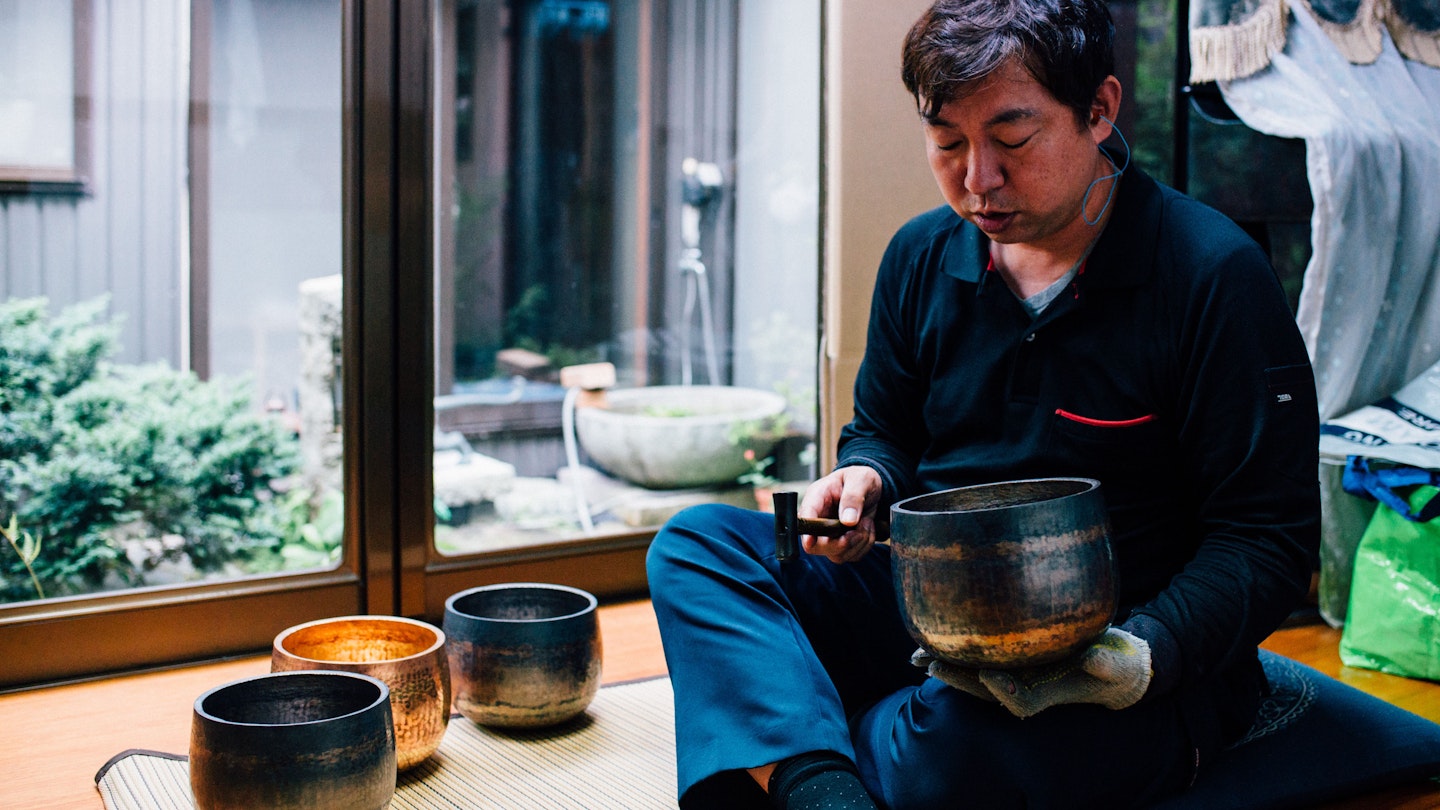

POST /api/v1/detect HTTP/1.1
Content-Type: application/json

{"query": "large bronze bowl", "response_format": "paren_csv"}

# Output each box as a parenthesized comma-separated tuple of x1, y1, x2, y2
(189, 671, 396, 810)
(444, 582, 602, 728)
(890, 478, 1116, 669)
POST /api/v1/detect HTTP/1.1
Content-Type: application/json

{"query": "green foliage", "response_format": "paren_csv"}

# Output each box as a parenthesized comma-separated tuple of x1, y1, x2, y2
(1, 514, 44, 599)
(737, 450, 778, 489)
(0, 297, 301, 602)
(0, 297, 116, 461)
(726, 410, 793, 450)
(728, 410, 794, 489)
(504, 284, 552, 351)
(255, 485, 345, 572)
(641, 404, 696, 418)
(502, 283, 598, 372)
(1128, 0, 1177, 185)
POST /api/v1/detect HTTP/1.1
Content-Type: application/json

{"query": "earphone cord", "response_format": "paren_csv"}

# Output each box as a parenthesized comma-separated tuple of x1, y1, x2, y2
(1082, 115, 1131, 227)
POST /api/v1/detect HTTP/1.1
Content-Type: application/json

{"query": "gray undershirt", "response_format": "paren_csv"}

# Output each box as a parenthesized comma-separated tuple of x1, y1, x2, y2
(1020, 261, 1083, 317)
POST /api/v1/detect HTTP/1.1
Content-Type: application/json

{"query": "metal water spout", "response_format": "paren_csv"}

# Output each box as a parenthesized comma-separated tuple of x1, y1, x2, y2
(679, 158, 724, 386)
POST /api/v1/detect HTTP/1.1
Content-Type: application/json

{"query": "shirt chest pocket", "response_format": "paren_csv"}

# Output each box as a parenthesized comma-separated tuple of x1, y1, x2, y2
(1049, 408, 1170, 474)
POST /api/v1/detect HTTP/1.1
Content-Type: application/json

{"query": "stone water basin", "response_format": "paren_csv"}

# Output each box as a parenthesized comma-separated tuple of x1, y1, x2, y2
(575, 385, 787, 489)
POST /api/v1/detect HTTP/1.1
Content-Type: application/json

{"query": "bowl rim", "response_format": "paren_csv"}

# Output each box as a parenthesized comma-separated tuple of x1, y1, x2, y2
(891, 477, 1102, 517)
(443, 581, 598, 623)
(193, 670, 391, 728)
(272, 614, 447, 665)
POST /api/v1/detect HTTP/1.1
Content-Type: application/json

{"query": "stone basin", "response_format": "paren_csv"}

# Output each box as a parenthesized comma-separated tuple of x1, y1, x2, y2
(575, 385, 787, 489)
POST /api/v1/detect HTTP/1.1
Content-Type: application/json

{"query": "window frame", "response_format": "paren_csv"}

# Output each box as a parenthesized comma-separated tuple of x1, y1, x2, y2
(0, 0, 93, 195)
(0, 0, 380, 686)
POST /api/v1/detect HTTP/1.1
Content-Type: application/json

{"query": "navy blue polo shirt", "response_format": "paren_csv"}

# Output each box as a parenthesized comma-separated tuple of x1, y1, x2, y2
(839, 166, 1320, 700)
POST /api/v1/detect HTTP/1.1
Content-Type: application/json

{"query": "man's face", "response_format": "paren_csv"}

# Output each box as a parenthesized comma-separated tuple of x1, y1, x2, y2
(923, 57, 1109, 249)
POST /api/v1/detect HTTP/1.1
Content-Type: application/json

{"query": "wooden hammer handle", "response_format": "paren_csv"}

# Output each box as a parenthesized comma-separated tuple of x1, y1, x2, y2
(795, 516, 852, 538)
(774, 489, 892, 564)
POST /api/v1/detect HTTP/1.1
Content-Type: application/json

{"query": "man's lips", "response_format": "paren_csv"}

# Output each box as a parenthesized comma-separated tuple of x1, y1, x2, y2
(970, 210, 1016, 232)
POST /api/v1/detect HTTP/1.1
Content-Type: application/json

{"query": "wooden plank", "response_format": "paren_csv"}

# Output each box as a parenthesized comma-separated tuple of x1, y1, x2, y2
(1262, 622, 1440, 723)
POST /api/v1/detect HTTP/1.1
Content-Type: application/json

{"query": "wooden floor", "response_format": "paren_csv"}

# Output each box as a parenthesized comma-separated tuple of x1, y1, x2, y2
(1, 599, 1437, 809)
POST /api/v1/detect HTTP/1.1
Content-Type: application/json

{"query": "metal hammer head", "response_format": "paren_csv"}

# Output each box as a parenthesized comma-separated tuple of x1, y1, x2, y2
(773, 491, 801, 563)
(772, 492, 850, 563)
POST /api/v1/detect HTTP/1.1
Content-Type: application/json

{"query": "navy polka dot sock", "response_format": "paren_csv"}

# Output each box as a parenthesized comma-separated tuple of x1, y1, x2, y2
(768, 751, 879, 810)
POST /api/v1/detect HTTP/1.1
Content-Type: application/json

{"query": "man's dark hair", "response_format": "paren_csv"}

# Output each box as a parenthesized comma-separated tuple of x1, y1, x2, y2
(902, 0, 1115, 124)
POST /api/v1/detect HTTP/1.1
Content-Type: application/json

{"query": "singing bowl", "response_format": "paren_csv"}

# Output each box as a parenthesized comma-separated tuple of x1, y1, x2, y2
(890, 478, 1117, 669)
(271, 615, 451, 771)
(189, 671, 396, 810)
(444, 582, 602, 728)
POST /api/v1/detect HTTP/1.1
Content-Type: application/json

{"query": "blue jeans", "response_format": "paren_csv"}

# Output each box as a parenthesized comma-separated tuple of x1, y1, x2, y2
(647, 504, 1216, 810)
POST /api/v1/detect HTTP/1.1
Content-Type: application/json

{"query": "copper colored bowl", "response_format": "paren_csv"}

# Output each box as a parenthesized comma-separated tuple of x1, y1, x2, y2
(190, 671, 396, 810)
(272, 615, 450, 770)
(890, 478, 1117, 669)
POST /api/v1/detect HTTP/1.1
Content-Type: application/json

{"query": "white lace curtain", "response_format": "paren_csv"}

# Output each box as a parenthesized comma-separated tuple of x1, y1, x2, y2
(1195, 0, 1440, 422)
(1188, 0, 1440, 624)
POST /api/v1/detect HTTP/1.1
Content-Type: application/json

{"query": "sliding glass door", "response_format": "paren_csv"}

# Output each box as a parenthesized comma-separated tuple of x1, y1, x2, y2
(425, 0, 823, 606)
(0, 0, 823, 688)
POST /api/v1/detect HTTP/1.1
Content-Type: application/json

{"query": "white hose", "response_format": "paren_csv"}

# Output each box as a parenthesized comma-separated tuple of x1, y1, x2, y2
(681, 266, 697, 386)
(679, 249, 722, 386)
(561, 386, 595, 532)
(695, 264, 721, 386)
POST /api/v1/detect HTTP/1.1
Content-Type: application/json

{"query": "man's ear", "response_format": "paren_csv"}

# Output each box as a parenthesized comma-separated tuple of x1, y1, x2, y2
(1088, 75, 1123, 141)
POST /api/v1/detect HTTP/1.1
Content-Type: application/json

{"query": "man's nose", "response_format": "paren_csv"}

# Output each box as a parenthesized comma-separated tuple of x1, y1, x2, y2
(964, 149, 1004, 196)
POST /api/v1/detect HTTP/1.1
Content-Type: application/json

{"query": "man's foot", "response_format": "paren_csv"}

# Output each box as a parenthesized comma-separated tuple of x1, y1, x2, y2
(768, 751, 879, 810)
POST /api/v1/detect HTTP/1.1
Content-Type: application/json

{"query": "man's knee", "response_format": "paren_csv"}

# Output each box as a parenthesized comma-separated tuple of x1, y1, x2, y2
(646, 503, 755, 578)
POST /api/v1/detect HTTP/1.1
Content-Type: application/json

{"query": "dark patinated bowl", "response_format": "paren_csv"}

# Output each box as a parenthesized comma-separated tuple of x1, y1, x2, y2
(189, 671, 396, 810)
(890, 478, 1117, 669)
(444, 582, 603, 728)
(271, 615, 450, 771)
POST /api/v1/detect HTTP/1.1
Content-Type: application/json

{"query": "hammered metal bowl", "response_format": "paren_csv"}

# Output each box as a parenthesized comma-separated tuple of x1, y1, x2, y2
(190, 671, 396, 810)
(890, 478, 1117, 669)
(272, 615, 450, 771)
(444, 582, 602, 728)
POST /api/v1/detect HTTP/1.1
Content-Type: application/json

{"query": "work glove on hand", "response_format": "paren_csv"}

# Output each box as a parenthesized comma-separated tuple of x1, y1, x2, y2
(912, 627, 1152, 719)
(909, 647, 997, 703)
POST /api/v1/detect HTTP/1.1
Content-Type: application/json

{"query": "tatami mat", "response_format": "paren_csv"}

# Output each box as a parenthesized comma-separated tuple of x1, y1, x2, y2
(96, 676, 678, 809)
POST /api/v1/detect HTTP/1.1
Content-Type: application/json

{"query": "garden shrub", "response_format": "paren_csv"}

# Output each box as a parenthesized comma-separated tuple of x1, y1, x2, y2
(0, 296, 306, 602)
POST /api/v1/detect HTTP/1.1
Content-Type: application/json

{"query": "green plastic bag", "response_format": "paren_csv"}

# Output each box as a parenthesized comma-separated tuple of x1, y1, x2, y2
(1339, 485, 1440, 681)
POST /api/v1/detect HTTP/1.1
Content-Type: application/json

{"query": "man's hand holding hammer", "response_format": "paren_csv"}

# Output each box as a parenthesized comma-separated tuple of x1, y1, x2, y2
(790, 465, 885, 564)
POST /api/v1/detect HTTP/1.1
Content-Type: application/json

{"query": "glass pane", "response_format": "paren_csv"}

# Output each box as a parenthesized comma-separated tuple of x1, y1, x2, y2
(1121, 0, 1177, 185)
(433, 0, 822, 555)
(0, 0, 75, 176)
(0, 0, 344, 606)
